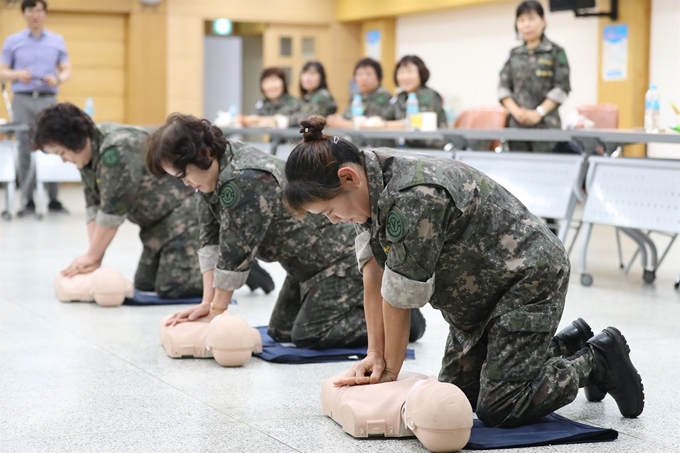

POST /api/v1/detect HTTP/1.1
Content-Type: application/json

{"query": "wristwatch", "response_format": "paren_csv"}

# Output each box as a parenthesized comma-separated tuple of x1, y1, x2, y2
(536, 105, 546, 117)
(210, 302, 226, 314)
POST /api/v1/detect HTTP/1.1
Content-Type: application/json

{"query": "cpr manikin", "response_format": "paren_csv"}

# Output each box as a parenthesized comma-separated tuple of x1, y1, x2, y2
(321, 371, 473, 452)
(54, 266, 132, 307)
(160, 312, 262, 367)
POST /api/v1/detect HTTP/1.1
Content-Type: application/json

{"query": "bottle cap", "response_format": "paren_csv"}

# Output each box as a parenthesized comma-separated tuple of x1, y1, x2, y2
(650, 83, 658, 90)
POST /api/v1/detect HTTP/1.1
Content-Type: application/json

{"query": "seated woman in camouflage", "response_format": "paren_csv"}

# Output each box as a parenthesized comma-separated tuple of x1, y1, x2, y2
(282, 116, 644, 427)
(240, 67, 301, 128)
(32, 103, 274, 299)
(146, 114, 425, 348)
(381, 55, 448, 148)
(289, 61, 337, 126)
(326, 58, 392, 129)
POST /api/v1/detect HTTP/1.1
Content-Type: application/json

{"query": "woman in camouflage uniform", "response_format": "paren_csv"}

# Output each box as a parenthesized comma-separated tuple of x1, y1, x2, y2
(383, 55, 448, 149)
(32, 103, 204, 299)
(241, 67, 301, 128)
(147, 114, 427, 348)
(282, 116, 644, 427)
(499, 1, 571, 152)
(290, 61, 337, 125)
(326, 58, 392, 129)
(32, 103, 274, 299)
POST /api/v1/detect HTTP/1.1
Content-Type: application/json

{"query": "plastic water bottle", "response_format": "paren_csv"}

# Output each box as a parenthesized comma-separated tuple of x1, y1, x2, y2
(84, 97, 95, 119)
(351, 94, 365, 129)
(405, 93, 419, 130)
(351, 95, 364, 115)
(644, 84, 660, 133)
(228, 102, 238, 127)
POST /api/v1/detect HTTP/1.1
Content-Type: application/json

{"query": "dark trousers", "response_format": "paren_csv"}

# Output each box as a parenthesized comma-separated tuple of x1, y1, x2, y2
(12, 93, 58, 204)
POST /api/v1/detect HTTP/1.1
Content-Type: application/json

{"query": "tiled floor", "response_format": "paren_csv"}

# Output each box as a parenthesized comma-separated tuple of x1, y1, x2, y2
(1, 185, 679, 453)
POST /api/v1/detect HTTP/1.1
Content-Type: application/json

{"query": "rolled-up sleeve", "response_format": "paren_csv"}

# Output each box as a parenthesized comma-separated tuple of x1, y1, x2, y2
(95, 211, 126, 227)
(382, 264, 434, 309)
(355, 230, 374, 272)
(214, 170, 277, 291)
(197, 244, 218, 273)
(85, 206, 98, 223)
(382, 186, 453, 309)
(546, 48, 570, 104)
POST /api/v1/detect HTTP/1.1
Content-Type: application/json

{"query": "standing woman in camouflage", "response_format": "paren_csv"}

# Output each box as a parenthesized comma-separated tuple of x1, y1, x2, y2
(290, 61, 337, 125)
(240, 67, 301, 127)
(499, 0, 570, 152)
(147, 114, 425, 348)
(283, 116, 644, 427)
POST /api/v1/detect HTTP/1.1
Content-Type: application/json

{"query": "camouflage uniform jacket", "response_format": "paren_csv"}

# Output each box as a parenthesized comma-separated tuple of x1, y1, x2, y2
(355, 149, 570, 353)
(341, 86, 393, 120)
(291, 88, 337, 125)
(498, 36, 571, 129)
(254, 93, 301, 117)
(80, 123, 195, 243)
(196, 141, 357, 292)
(385, 86, 448, 128)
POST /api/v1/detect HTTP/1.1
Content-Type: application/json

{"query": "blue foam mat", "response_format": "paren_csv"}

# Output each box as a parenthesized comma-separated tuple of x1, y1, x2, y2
(465, 413, 618, 450)
(124, 289, 237, 306)
(254, 326, 416, 364)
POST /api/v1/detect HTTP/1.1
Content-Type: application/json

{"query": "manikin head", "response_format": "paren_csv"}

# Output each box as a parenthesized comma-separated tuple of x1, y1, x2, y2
(53, 266, 132, 306)
(403, 376, 473, 452)
(206, 313, 261, 366)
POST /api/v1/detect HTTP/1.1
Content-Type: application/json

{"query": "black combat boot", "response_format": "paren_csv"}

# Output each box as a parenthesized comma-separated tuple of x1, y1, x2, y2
(586, 327, 645, 418)
(245, 261, 275, 294)
(552, 318, 607, 402)
(409, 308, 427, 342)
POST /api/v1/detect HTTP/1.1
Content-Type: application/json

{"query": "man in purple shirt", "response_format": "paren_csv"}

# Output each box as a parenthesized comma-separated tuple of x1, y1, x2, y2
(0, 0, 71, 215)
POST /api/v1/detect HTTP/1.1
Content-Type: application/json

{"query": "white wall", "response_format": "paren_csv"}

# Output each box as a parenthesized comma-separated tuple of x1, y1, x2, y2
(648, 0, 680, 159)
(396, 0, 599, 124)
(242, 35, 264, 116)
(204, 36, 243, 121)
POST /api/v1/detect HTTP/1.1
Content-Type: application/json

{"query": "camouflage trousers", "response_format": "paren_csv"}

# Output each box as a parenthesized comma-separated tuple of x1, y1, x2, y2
(135, 223, 203, 299)
(439, 268, 592, 428)
(268, 259, 367, 350)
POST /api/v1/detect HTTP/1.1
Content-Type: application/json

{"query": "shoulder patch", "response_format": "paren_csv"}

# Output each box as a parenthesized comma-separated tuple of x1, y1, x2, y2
(386, 206, 408, 242)
(101, 147, 121, 167)
(555, 49, 568, 65)
(219, 182, 241, 208)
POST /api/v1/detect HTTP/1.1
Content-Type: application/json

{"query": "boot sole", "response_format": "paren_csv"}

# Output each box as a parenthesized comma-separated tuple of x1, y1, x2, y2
(603, 327, 645, 417)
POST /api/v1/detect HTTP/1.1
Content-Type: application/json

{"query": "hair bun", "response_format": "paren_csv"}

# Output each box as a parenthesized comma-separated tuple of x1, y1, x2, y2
(300, 115, 326, 142)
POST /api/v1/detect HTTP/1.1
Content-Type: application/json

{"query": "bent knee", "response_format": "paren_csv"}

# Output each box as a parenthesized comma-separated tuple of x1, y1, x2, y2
(476, 401, 511, 428)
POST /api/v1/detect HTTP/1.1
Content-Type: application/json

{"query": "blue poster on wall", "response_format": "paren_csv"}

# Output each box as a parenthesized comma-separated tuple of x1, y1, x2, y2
(602, 24, 628, 81)
(365, 30, 382, 61)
